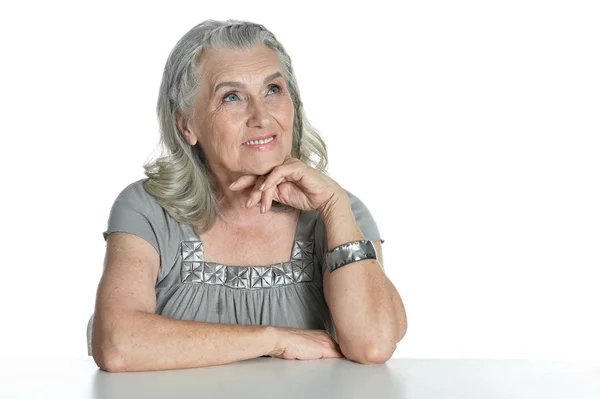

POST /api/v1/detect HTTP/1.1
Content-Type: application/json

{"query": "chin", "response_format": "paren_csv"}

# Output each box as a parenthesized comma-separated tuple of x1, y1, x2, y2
(248, 155, 286, 176)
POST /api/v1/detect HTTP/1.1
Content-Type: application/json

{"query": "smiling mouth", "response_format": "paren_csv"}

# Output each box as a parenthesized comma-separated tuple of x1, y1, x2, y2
(242, 135, 276, 146)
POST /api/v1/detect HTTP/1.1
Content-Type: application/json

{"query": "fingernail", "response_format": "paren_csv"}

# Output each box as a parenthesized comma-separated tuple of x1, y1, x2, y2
(229, 181, 237, 189)
(260, 183, 265, 191)
(246, 198, 252, 207)
(261, 205, 265, 214)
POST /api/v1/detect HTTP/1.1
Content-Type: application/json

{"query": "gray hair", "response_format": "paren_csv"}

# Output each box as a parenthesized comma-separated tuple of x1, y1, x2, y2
(142, 19, 329, 238)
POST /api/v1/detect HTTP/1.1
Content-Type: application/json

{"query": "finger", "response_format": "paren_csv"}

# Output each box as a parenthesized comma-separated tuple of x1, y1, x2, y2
(229, 175, 259, 191)
(262, 175, 285, 193)
(261, 184, 276, 213)
(246, 176, 266, 208)
(326, 347, 344, 358)
(260, 162, 303, 192)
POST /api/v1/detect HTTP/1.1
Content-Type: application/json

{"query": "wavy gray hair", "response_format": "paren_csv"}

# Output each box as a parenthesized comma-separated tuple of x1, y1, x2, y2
(142, 19, 329, 237)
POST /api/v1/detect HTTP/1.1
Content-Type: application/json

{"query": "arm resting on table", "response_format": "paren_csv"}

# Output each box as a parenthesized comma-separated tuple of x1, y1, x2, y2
(92, 232, 276, 372)
(321, 195, 408, 364)
(93, 309, 276, 372)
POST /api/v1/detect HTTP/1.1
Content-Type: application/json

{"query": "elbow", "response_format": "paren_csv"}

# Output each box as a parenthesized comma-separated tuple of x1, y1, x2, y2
(396, 317, 408, 343)
(348, 341, 397, 365)
(93, 347, 127, 373)
(341, 322, 407, 365)
(91, 326, 129, 373)
(363, 342, 397, 364)
(340, 335, 397, 365)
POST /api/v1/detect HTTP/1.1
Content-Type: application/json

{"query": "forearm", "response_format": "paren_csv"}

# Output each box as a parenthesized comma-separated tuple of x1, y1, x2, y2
(320, 195, 407, 363)
(92, 309, 275, 372)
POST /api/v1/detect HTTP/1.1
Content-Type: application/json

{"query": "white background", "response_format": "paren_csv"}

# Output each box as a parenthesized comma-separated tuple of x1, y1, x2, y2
(0, 0, 598, 360)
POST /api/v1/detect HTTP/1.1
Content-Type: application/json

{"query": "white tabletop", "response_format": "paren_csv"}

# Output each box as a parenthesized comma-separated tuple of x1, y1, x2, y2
(1, 356, 599, 398)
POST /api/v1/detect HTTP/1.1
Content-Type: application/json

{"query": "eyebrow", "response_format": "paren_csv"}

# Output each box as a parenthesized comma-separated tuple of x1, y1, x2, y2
(213, 72, 283, 96)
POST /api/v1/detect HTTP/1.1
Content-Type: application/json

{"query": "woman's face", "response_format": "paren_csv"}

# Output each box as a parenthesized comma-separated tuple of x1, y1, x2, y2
(180, 44, 294, 178)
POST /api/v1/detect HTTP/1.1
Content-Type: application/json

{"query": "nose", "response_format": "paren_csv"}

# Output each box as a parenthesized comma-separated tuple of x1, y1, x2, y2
(246, 97, 271, 128)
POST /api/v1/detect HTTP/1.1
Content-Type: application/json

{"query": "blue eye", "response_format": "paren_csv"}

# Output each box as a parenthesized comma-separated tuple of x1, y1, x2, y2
(222, 92, 239, 102)
(267, 84, 281, 95)
(221, 84, 282, 103)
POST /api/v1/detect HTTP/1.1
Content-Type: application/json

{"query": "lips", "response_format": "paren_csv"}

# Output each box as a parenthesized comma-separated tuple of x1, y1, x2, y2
(242, 133, 277, 145)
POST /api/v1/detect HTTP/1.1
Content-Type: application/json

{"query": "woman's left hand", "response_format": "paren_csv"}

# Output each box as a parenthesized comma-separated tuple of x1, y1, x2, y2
(229, 156, 347, 214)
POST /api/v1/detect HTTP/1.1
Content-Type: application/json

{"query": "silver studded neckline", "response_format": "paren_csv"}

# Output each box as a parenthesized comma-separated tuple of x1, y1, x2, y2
(179, 210, 317, 289)
(180, 240, 315, 289)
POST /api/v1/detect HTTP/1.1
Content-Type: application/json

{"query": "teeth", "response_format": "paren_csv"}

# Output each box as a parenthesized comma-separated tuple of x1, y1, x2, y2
(244, 136, 274, 145)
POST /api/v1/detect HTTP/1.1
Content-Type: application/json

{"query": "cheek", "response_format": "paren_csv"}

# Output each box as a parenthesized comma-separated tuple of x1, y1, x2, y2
(210, 109, 241, 132)
(216, 116, 247, 156)
(273, 97, 294, 126)
(198, 112, 233, 151)
(215, 108, 249, 139)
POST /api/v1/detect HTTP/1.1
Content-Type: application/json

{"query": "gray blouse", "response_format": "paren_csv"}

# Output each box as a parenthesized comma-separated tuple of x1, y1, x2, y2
(87, 178, 383, 355)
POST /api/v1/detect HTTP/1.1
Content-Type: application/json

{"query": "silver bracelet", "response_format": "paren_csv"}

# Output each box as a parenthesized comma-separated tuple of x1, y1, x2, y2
(325, 240, 377, 273)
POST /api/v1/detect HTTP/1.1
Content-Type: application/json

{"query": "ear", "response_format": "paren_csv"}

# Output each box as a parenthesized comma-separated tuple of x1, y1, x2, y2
(175, 109, 198, 146)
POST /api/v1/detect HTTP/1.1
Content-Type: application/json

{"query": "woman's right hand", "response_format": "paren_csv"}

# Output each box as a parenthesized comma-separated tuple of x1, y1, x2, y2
(267, 327, 344, 360)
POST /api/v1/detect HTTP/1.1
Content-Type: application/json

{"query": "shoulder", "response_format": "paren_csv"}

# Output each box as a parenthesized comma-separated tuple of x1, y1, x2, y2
(115, 178, 155, 202)
(104, 178, 187, 284)
(112, 178, 163, 214)
(342, 188, 384, 243)
(343, 189, 372, 218)
(106, 178, 174, 232)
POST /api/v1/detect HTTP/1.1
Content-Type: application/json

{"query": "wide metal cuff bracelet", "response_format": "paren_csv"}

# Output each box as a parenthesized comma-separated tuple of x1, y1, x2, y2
(325, 240, 377, 273)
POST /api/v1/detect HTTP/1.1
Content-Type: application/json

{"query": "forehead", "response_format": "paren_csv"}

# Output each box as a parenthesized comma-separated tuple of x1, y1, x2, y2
(198, 44, 282, 86)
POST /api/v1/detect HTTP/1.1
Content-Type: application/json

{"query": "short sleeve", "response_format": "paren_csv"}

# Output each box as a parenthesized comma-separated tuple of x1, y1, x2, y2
(103, 184, 160, 254)
(346, 189, 385, 245)
(102, 179, 174, 282)
(314, 189, 385, 276)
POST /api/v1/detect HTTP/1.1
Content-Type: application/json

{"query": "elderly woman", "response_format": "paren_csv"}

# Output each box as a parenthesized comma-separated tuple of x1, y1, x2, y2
(89, 19, 407, 372)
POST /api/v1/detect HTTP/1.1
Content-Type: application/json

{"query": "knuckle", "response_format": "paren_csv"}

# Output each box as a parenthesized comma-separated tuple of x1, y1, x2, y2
(271, 165, 283, 175)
